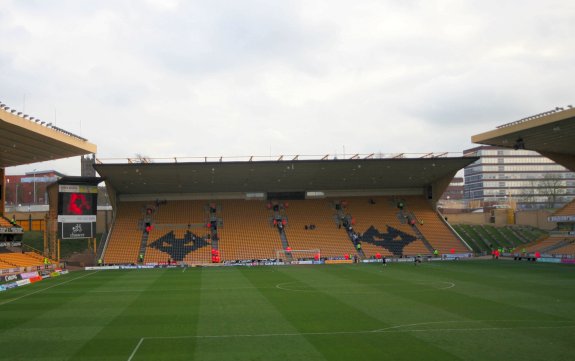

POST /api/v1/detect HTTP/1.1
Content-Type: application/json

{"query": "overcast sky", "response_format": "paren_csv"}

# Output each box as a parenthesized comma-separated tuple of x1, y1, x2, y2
(2, 0, 574, 176)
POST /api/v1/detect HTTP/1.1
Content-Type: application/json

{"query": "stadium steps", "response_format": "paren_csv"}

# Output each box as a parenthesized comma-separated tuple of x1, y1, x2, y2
(541, 238, 574, 254)
(138, 231, 149, 261)
(344, 227, 365, 259)
(282, 199, 354, 259)
(523, 236, 564, 253)
(279, 227, 293, 262)
(551, 239, 575, 255)
(409, 223, 435, 254)
(465, 225, 492, 249)
(457, 225, 490, 251)
(501, 227, 530, 246)
(474, 226, 502, 248)
(480, 225, 512, 248)
(520, 226, 547, 243)
(451, 225, 482, 253)
(210, 233, 219, 251)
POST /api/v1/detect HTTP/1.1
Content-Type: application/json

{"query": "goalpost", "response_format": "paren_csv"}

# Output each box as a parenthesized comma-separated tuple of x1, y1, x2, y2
(276, 249, 321, 263)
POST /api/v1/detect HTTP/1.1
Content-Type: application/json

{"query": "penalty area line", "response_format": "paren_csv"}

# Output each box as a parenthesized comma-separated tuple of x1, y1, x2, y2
(127, 338, 145, 361)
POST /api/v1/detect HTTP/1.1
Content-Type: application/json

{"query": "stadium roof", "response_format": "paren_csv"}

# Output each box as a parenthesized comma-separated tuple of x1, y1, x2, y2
(94, 155, 477, 198)
(0, 107, 97, 168)
(472, 106, 575, 170)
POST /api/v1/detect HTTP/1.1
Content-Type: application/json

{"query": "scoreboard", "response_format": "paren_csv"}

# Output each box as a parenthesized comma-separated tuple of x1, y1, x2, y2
(57, 184, 98, 239)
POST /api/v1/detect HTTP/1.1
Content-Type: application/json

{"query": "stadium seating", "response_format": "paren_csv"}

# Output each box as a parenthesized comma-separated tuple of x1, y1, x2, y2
(403, 196, 470, 254)
(0, 215, 19, 228)
(103, 201, 148, 264)
(552, 240, 575, 255)
(523, 236, 574, 254)
(0, 252, 46, 268)
(552, 199, 575, 217)
(282, 199, 356, 258)
(522, 236, 562, 253)
(143, 200, 211, 264)
(101, 196, 470, 263)
(218, 200, 283, 260)
(343, 196, 432, 257)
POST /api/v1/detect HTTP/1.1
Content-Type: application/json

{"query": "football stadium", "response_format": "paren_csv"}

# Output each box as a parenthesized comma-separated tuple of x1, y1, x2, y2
(1, 105, 575, 360)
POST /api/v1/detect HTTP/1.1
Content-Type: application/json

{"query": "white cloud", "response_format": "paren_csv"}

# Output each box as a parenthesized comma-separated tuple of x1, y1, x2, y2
(2, 0, 574, 176)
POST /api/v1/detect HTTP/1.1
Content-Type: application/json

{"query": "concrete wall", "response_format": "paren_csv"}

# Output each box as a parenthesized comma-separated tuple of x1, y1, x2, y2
(447, 209, 556, 230)
(445, 212, 489, 225)
(515, 209, 556, 230)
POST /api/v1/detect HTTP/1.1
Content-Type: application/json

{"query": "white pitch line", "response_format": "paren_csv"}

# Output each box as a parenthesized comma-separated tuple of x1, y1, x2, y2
(125, 320, 575, 360)
(127, 338, 145, 361)
(275, 280, 455, 294)
(127, 321, 575, 346)
(0, 271, 99, 306)
(46, 286, 272, 294)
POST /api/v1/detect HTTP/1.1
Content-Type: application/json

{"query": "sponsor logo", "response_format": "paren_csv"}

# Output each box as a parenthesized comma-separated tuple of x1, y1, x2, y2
(84, 266, 120, 270)
(20, 271, 39, 279)
(3, 274, 19, 282)
(325, 260, 354, 264)
(297, 260, 314, 265)
(0, 229, 24, 235)
(119, 266, 138, 270)
(16, 279, 31, 287)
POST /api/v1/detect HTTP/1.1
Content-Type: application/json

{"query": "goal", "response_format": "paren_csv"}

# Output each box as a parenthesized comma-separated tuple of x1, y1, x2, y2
(276, 249, 321, 263)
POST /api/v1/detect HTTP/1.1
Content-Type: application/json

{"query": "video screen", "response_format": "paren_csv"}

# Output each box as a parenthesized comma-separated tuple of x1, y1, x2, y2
(60, 192, 97, 216)
(62, 193, 96, 216)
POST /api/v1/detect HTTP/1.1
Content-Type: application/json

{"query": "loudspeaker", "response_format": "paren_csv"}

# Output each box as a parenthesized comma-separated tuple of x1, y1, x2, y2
(426, 185, 433, 199)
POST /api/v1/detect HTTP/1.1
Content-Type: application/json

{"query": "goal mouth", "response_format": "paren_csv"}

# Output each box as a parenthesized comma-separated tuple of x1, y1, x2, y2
(276, 249, 321, 263)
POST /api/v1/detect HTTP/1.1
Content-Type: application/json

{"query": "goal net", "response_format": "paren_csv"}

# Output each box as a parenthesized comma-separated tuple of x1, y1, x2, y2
(276, 249, 321, 263)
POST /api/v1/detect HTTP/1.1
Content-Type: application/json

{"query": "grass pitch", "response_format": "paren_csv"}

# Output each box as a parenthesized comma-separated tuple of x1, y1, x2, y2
(1, 261, 574, 361)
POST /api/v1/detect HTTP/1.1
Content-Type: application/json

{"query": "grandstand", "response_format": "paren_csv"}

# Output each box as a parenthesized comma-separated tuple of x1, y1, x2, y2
(473, 106, 575, 258)
(0, 103, 96, 271)
(102, 196, 473, 264)
(94, 153, 477, 265)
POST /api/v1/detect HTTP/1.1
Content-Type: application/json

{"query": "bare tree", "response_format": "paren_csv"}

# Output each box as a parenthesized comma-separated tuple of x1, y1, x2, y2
(536, 174, 566, 209)
(133, 153, 153, 164)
